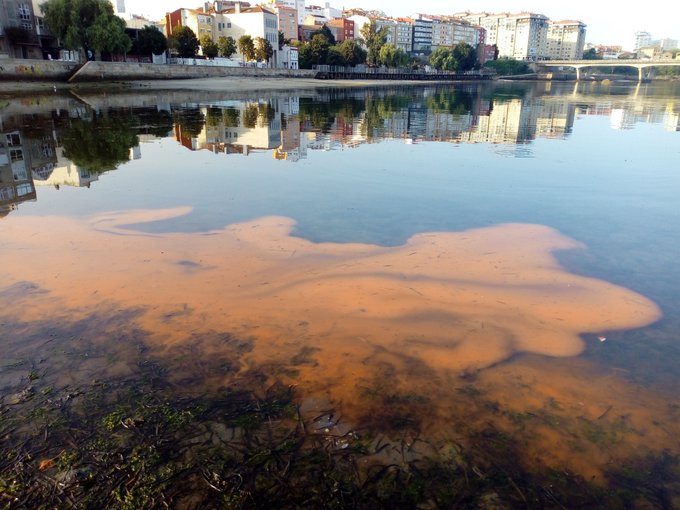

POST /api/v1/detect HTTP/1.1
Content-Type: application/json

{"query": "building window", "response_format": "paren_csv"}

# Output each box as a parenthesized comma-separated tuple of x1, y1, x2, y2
(6, 133, 21, 147)
(17, 3, 31, 21)
(9, 149, 23, 163)
(0, 187, 14, 200)
(16, 183, 33, 196)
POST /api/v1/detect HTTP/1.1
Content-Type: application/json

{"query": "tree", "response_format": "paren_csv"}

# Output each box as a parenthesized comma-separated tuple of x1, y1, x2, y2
(429, 47, 457, 71)
(134, 25, 167, 56)
(452, 42, 477, 71)
(378, 43, 409, 68)
(360, 21, 388, 66)
(582, 48, 600, 60)
(278, 30, 287, 50)
(326, 46, 345, 66)
(88, 13, 132, 56)
(60, 111, 139, 173)
(238, 35, 256, 62)
(200, 34, 219, 59)
(308, 34, 330, 66)
(483, 57, 530, 76)
(41, 0, 132, 59)
(218, 36, 237, 58)
(337, 39, 366, 66)
(429, 43, 477, 72)
(254, 37, 273, 64)
(169, 26, 199, 58)
(312, 25, 336, 46)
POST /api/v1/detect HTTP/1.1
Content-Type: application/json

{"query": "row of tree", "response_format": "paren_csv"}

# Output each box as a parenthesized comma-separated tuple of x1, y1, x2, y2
(40, 0, 480, 71)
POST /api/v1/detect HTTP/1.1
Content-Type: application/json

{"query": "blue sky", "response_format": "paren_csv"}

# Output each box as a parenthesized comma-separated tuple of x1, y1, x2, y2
(124, 0, 679, 49)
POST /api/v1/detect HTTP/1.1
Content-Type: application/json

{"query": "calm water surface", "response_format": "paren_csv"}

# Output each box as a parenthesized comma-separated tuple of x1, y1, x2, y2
(1, 80, 680, 504)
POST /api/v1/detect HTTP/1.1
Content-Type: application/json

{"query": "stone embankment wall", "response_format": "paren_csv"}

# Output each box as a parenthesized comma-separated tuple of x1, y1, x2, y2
(0, 58, 78, 81)
(0, 58, 316, 83)
(69, 61, 317, 82)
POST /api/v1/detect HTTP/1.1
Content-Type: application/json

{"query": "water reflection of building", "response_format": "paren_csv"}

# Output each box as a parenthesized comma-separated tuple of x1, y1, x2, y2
(0, 124, 58, 216)
(34, 146, 100, 189)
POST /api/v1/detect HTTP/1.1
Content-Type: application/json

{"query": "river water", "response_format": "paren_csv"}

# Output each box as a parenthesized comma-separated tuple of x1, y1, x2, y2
(1, 80, 679, 504)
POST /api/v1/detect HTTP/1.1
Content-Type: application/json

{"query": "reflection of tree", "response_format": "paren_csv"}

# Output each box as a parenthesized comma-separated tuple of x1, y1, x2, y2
(173, 108, 205, 138)
(243, 103, 275, 129)
(223, 108, 240, 128)
(134, 108, 174, 137)
(362, 92, 413, 136)
(298, 97, 364, 133)
(243, 104, 259, 129)
(425, 90, 474, 115)
(60, 111, 139, 174)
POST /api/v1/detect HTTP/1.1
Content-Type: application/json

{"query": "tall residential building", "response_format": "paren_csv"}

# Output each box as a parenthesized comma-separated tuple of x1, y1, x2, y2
(265, 0, 305, 24)
(374, 18, 397, 46)
(544, 20, 586, 60)
(0, 0, 42, 58)
(112, 0, 125, 16)
(271, 5, 298, 42)
(394, 18, 413, 53)
(633, 31, 652, 52)
(431, 17, 482, 50)
(412, 15, 433, 53)
(456, 12, 551, 60)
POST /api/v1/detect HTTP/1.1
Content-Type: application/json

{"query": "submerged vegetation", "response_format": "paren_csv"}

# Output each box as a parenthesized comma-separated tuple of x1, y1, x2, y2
(1, 323, 678, 509)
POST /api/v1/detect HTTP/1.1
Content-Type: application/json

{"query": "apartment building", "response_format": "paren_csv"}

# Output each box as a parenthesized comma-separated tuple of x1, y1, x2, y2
(327, 18, 354, 42)
(412, 15, 433, 53)
(633, 31, 652, 52)
(166, 4, 279, 64)
(394, 18, 413, 53)
(544, 20, 586, 60)
(431, 17, 482, 50)
(271, 5, 298, 41)
(374, 18, 396, 46)
(0, 0, 42, 58)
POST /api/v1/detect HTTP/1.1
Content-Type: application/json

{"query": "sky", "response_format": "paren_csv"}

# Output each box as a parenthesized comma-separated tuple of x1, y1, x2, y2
(123, 0, 680, 49)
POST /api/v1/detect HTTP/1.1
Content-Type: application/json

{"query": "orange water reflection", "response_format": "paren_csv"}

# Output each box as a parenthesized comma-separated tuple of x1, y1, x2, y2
(0, 208, 670, 477)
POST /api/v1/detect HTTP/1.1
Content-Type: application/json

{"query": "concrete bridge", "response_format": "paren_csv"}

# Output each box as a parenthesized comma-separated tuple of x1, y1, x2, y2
(533, 59, 680, 81)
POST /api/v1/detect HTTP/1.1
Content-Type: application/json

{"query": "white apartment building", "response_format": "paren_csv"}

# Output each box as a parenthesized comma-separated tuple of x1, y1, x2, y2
(633, 31, 652, 52)
(394, 18, 413, 53)
(544, 20, 586, 60)
(374, 18, 397, 45)
(456, 12, 550, 60)
(431, 17, 482, 50)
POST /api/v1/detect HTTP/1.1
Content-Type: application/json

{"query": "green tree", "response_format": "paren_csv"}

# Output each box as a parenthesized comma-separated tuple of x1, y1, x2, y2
(169, 26, 199, 58)
(217, 36, 237, 58)
(378, 43, 409, 68)
(134, 25, 167, 56)
(483, 57, 530, 76)
(278, 30, 287, 50)
(312, 25, 336, 46)
(88, 13, 132, 56)
(60, 111, 139, 173)
(296, 42, 313, 69)
(582, 47, 600, 60)
(200, 34, 219, 59)
(254, 37, 273, 64)
(337, 39, 366, 66)
(308, 34, 330, 66)
(238, 34, 256, 62)
(359, 21, 388, 66)
(429, 47, 457, 71)
(41, 0, 132, 59)
(326, 46, 345, 65)
(453, 42, 477, 71)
